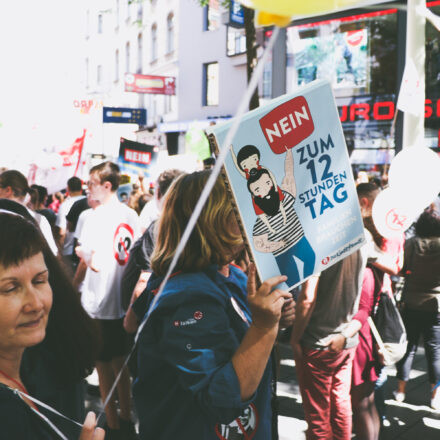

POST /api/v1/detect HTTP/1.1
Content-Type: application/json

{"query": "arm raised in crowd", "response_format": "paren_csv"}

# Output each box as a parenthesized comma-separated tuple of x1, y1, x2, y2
(232, 264, 291, 400)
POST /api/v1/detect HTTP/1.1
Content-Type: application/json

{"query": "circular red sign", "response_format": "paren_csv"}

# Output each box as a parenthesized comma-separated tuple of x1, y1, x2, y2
(113, 223, 134, 265)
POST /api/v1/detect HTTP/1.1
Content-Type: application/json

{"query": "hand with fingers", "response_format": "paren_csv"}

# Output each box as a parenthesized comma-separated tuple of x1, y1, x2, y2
(324, 334, 346, 353)
(280, 297, 295, 329)
(247, 263, 293, 331)
(79, 412, 105, 440)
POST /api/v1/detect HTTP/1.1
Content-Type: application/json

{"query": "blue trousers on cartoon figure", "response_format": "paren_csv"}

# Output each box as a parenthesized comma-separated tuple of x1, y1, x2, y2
(275, 236, 315, 288)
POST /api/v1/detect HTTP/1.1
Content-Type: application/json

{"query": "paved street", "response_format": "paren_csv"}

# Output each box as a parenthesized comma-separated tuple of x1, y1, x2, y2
(85, 341, 440, 439)
(276, 342, 440, 440)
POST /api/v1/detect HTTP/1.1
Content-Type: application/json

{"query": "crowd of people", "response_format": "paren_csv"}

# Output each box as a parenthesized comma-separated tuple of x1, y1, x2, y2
(0, 162, 438, 440)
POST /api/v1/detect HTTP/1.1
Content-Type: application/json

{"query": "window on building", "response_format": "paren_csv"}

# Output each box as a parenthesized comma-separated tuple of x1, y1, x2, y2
(98, 14, 103, 34)
(151, 23, 158, 61)
(115, 50, 119, 81)
(137, 33, 143, 73)
(262, 61, 272, 100)
(203, 62, 219, 106)
(137, 2, 143, 22)
(152, 97, 157, 120)
(204, 0, 220, 31)
(164, 95, 175, 114)
(125, 42, 130, 73)
(286, 9, 398, 160)
(227, 26, 246, 56)
(115, 0, 120, 27)
(85, 58, 89, 88)
(167, 13, 174, 54)
(97, 65, 102, 85)
(86, 10, 90, 38)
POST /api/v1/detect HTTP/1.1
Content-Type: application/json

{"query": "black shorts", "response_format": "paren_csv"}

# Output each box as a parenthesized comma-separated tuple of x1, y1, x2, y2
(95, 318, 128, 362)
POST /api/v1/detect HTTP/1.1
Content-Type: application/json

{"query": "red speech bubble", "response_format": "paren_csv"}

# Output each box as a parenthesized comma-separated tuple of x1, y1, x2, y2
(259, 96, 314, 154)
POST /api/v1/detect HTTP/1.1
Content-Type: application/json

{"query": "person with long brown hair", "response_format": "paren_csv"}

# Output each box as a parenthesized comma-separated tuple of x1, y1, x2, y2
(133, 170, 294, 440)
(0, 212, 103, 439)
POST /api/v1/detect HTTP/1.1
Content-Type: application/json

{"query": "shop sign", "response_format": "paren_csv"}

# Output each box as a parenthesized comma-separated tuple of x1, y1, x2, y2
(125, 73, 176, 95)
(229, 0, 244, 28)
(103, 107, 146, 125)
(338, 97, 440, 122)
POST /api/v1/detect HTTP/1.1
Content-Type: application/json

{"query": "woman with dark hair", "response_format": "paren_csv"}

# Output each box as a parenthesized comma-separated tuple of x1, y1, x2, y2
(394, 208, 440, 410)
(30, 184, 57, 227)
(0, 212, 103, 439)
(133, 170, 295, 439)
(0, 170, 58, 254)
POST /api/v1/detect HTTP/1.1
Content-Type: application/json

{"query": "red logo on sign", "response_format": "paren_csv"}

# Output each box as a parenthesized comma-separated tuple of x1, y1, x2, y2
(194, 311, 203, 320)
(259, 96, 314, 154)
(386, 208, 407, 231)
(113, 223, 134, 265)
(346, 30, 364, 46)
(321, 257, 330, 265)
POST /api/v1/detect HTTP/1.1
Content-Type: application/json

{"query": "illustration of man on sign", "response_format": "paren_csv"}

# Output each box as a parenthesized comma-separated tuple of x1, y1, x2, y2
(244, 146, 315, 288)
(230, 144, 287, 234)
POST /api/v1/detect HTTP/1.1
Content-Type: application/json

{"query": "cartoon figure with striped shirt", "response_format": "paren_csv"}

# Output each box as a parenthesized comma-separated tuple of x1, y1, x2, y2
(233, 144, 315, 288)
(230, 144, 287, 234)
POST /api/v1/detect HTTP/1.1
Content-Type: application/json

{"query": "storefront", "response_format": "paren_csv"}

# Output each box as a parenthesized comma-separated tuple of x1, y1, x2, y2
(281, 1, 440, 176)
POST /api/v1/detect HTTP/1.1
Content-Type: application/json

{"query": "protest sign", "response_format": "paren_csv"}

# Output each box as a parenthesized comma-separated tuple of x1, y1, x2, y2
(118, 138, 158, 181)
(208, 79, 365, 290)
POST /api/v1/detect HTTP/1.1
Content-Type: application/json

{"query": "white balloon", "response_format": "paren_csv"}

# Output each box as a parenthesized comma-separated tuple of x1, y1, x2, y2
(372, 188, 423, 239)
(388, 146, 440, 201)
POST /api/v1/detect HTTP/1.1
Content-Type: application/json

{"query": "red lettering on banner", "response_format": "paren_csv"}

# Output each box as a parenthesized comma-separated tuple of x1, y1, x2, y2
(124, 149, 151, 165)
(259, 96, 314, 154)
(373, 101, 394, 120)
(350, 103, 370, 121)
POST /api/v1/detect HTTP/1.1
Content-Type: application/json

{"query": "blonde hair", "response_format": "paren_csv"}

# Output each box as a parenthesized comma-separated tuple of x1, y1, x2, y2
(151, 170, 243, 276)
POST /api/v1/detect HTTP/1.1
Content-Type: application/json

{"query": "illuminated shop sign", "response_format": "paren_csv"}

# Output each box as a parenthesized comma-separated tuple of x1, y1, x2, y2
(338, 98, 440, 122)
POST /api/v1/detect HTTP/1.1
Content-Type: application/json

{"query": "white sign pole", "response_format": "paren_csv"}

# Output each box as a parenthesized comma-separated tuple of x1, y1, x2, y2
(402, 0, 426, 149)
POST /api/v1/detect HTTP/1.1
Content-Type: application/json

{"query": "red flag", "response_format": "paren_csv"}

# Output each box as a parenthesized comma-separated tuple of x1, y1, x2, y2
(58, 129, 86, 176)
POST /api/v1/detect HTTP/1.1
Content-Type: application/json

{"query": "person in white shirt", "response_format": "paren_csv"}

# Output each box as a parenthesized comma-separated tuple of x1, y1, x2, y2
(78, 162, 140, 439)
(56, 176, 85, 261)
(0, 170, 58, 255)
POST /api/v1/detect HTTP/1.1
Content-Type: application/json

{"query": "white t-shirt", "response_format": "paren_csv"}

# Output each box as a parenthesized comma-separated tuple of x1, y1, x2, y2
(80, 195, 140, 319)
(56, 195, 86, 255)
(139, 199, 159, 231)
(27, 208, 58, 255)
(75, 208, 92, 243)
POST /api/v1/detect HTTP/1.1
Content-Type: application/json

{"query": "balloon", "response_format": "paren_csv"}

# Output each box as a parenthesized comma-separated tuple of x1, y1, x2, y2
(372, 188, 424, 239)
(256, 12, 292, 27)
(388, 146, 440, 210)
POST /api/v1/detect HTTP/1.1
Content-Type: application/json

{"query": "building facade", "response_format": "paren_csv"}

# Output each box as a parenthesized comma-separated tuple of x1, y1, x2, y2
(81, 0, 250, 157)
